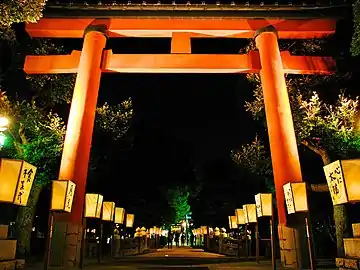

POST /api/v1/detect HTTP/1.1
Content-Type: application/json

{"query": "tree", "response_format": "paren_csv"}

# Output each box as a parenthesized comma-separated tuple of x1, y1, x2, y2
(0, 0, 46, 41)
(166, 186, 191, 224)
(0, 38, 133, 256)
(232, 70, 360, 256)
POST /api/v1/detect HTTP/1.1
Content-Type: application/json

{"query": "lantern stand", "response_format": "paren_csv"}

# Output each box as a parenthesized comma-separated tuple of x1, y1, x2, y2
(270, 205, 276, 270)
(79, 201, 87, 269)
(244, 223, 248, 258)
(255, 222, 259, 264)
(43, 209, 54, 270)
(98, 221, 103, 263)
(305, 206, 316, 270)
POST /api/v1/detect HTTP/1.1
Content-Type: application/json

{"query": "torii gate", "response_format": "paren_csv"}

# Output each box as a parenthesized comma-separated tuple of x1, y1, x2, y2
(24, 14, 336, 268)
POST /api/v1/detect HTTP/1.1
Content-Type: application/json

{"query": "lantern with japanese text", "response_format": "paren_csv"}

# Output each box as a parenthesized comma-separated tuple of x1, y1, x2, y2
(323, 159, 360, 205)
(102, 202, 115, 221)
(115, 207, 125, 224)
(235, 208, 245, 225)
(228, 216, 238, 229)
(51, 180, 76, 212)
(85, 194, 103, 218)
(243, 204, 257, 223)
(0, 159, 37, 206)
(126, 214, 135, 228)
(283, 182, 308, 214)
(255, 193, 273, 217)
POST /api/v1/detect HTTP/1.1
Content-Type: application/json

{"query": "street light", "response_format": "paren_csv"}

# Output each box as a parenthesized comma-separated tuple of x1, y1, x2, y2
(0, 116, 9, 131)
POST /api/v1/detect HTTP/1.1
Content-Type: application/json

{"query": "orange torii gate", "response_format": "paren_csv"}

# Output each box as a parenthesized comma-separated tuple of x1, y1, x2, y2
(24, 17, 335, 268)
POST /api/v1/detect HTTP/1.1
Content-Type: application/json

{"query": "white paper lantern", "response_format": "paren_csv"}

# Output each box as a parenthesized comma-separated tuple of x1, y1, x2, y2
(51, 180, 76, 212)
(102, 202, 115, 221)
(235, 209, 245, 225)
(115, 207, 125, 224)
(0, 159, 37, 206)
(243, 204, 257, 223)
(255, 193, 273, 217)
(283, 182, 308, 214)
(126, 214, 135, 227)
(85, 194, 103, 218)
(323, 159, 360, 205)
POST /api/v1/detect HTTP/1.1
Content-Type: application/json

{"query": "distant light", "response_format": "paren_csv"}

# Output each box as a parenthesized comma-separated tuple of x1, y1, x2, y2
(32, 227, 36, 232)
(0, 116, 9, 131)
(165, 254, 169, 257)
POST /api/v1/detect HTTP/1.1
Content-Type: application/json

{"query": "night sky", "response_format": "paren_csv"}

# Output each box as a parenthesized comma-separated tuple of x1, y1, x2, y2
(27, 1, 355, 230)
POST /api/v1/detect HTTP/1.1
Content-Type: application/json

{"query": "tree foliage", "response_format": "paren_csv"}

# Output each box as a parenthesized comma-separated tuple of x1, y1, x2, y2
(352, 0, 360, 56)
(0, 0, 46, 41)
(166, 186, 191, 224)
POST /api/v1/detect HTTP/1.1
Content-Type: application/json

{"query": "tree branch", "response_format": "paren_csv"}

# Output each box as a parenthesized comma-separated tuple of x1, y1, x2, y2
(18, 123, 28, 145)
(301, 139, 331, 165)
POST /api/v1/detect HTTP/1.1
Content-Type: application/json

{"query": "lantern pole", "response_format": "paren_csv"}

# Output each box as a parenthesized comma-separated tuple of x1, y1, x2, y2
(244, 223, 248, 258)
(43, 210, 54, 270)
(98, 221, 103, 263)
(305, 213, 316, 270)
(270, 203, 276, 270)
(255, 222, 260, 264)
(79, 200, 87, 269)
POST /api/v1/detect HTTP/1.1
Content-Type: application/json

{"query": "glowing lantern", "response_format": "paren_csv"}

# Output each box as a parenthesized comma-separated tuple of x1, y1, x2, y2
(150, 228, 154, 234)
(283, 182, 308, 214)
(155, 227, 160, 235)
(228, 216, 238, 229)
(126, 214, 135, 227)
(102, 202, 115, 221)
(201, 226, 208, 235)
(323, 159, 360, 205)
(51, 180, 76, 212)
(235, 209, 245, 225)
(255, 193, 273, 217)
(0, 159, 37, 206)
(243, 204, 257, 223)
(85, 194, 103, 218)
(114, 207, 125, 224)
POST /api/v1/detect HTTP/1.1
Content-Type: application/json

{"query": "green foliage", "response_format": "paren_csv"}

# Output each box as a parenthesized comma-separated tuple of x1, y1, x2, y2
(351, 0, 360, 56)
(166, 186, 191, 224)
(96, 99, 133, 140)
(0, 0, 46, 41)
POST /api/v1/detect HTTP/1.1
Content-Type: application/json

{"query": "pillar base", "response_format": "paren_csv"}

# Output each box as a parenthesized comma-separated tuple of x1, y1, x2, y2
(278, 217, 309, 269)
(50, 221, 83, 268)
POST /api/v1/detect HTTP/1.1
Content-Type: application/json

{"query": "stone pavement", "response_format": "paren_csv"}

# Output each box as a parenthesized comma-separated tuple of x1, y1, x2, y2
(26, 247, 337, 270)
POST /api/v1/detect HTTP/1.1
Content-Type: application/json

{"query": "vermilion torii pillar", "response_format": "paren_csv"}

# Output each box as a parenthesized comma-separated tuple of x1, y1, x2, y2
(24, 17, 336, 268)
(50, 26, 107, 267)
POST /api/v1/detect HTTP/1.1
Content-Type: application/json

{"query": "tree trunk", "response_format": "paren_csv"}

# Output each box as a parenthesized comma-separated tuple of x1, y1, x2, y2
(15, 181, 45, 257)
(302, 140, 351, 257)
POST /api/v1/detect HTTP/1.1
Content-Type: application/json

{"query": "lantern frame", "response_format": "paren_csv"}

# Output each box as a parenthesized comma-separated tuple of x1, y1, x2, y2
(228, 216, 238, 229)
(283, 182, 308, 214)
(255, 193, 273, 217)
(0, 158, 37, 206)
(51, 180, 76, 212)
(114, 207, 125, 224)
(102, 201, 116, 221)
(323, 159, 360, 205)
(235, 208, 245, 225)
(126, 214, 135, 228)
(243, 204, 257, 223)
(85, 193, 103, 218)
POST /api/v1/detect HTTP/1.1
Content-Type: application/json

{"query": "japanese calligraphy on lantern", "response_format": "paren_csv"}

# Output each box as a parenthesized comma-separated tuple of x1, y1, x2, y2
(255, 193, 273, 217)
(64, 181, 76, 212)
(283, 183, 295, 214)
(51, 180, 76, 212)
(323, 160, 348, 205)
(13, 161, 37, 206)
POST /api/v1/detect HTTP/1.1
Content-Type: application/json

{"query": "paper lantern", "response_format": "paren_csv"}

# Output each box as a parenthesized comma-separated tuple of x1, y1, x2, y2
(85, 194, 103, 218)
(323, 159, 360, 205)
(235, 209, 245, 225)
(155, 227, 160, 235)
(114, 207, 125, 224)
(51, 180, 76, 212)
(228, 216, 238, 229)
(283, 182, 308, 214)
(150, 228, 154, 234)
(102, 202, 115, 221)
(255, 193, 273, 217)
(243, 204, 257, 223)
(201, 226, 208, 235)
(126, 214, 135, 227)
(0, 159, 37, 206)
